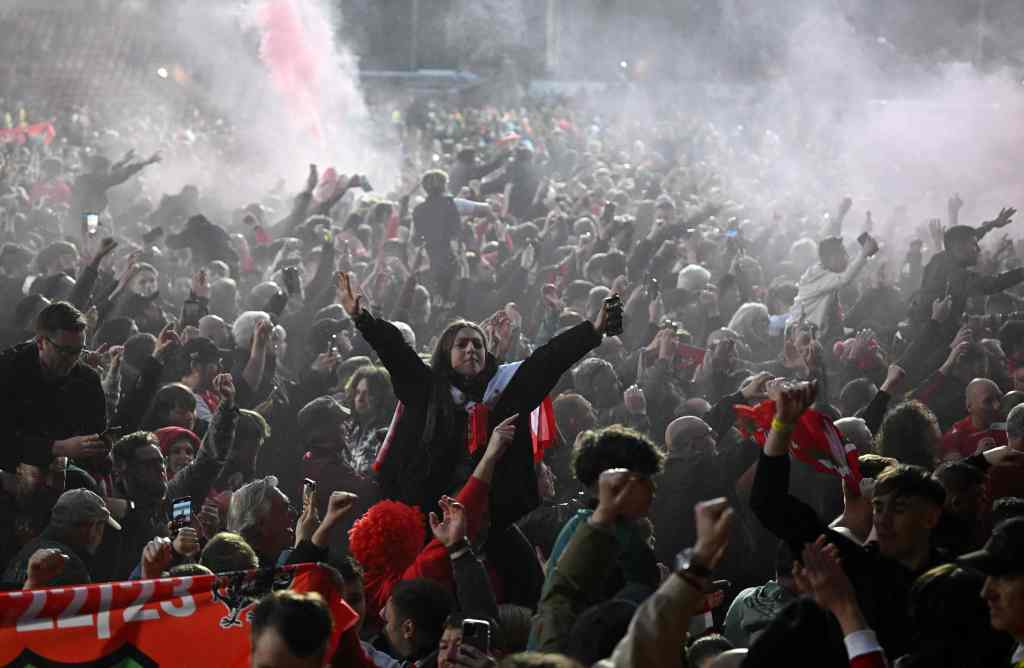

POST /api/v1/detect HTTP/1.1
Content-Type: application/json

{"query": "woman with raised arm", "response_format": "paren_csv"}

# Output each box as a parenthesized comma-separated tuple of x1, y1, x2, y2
(337, 271, 612, 532)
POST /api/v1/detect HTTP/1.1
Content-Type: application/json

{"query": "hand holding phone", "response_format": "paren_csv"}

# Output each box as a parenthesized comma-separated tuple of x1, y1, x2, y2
(171, 497, 192, 535)
(460, 619, 491, 654)
(603, 294, 624, 337)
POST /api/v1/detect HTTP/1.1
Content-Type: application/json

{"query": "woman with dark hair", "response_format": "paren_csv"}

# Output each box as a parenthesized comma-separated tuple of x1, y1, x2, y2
(338, 271, 611, 531)
(141, 383, 198, 433)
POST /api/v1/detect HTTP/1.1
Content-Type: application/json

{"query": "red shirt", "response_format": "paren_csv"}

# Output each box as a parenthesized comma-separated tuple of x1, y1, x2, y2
(941, 416, 1007, 459)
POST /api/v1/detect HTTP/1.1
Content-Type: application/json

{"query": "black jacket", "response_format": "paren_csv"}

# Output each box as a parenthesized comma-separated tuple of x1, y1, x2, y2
(412, 194, 461, 251)
(750, 451, 949, 659)
(356, 312, 601, 530)
(0, 342, 106, 472)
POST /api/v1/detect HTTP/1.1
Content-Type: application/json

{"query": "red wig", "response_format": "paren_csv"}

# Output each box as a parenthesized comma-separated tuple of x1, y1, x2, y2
(348, 500, 425, 607)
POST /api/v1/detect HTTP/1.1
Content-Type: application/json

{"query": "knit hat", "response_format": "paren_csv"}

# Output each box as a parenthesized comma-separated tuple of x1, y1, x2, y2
(155, 426, 201, 458)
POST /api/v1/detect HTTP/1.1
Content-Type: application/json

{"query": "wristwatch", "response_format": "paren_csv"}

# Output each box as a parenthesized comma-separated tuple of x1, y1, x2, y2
(674, 548, 712, 579)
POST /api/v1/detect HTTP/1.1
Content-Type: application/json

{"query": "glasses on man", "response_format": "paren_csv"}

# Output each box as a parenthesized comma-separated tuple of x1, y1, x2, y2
(45, 337, 84, 358)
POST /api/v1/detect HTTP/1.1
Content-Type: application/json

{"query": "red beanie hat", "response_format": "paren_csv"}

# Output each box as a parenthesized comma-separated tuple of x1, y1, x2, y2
(154, 427, 201, 457)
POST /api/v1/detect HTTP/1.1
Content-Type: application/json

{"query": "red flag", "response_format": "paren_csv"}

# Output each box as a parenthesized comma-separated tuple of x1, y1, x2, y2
(735, 400, 863, 492)
(0, 563, 355, 666)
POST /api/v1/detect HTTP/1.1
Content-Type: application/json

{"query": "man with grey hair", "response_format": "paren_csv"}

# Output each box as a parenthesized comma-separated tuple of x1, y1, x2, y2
(835, 417, 874, 453)
(227, 476, 357, 568)
(3, 488, 120, 587)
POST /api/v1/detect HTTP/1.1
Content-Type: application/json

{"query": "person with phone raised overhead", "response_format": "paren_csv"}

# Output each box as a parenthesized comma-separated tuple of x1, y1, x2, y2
(337, 270, 615, 537)
(788, 232, 879, 345)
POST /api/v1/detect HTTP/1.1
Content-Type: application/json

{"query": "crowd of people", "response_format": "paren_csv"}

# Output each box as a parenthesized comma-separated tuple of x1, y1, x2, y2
(2, 86, 1024, 668)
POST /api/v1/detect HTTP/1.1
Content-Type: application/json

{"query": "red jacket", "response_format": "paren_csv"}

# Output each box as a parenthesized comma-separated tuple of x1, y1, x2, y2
(941, 416, 1006, 459)
(365, 475, 491, 619)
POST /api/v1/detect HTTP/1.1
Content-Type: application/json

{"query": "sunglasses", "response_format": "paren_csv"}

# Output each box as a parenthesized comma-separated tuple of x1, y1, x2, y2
(45, 337, 84, 357)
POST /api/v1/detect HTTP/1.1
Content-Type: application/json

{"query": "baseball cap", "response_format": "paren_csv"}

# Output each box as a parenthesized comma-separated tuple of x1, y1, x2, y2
(182, 336, 222, 365)
(297, 396, 350, 434)
(51, 489, 121, 531)
(957, 517, 1024, 576)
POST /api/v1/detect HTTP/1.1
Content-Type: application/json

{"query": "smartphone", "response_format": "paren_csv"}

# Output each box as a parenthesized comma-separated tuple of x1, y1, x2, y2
(171, 497, 192, 533)
(712, 579, 733, 592)
(461, 619, 491, 654)
(856, 231, 869, 246)
(282, 266, 301, 296)
(601, 201, 616, 225)
(181, 298, 203, 328)
(725, 229, 738, 238)
(643, 273, 660, 300)
(603, 294, 624, 337)
(328, 333, 340, 355)
(84, 212, 99, 236)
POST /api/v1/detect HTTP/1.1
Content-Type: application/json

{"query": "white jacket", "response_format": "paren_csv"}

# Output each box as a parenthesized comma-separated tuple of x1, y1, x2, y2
(789, 247, 870, 332)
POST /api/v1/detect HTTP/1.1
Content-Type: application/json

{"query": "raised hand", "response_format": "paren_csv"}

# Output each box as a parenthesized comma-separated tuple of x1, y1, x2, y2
(295, 485, 320, 546)
(740, 371, 773, 401)
(52, 434, 107, 459)
(792, 536, 860, 624)
(336, 271, 363, 316)
(623, 385, 647, 415)
(153, 322, 181, 361)
(880, 364, 906, 394)
(692, 497, 735, 570)
(212, 373, 235, 406)
(312, 491, 359, 547)
(484, 414, 518, 460)
(252, 319, 273, 351)
(838, 195, 853, 218)
(172, 526, 200, 559)
(931, 295, 952, 323)
(768, 379, 818, 424)
(591, 468, 650, 526)
(990, 206, 1017, 229)
(429, 495, 467, 548)
(94, 237, 118, 263)
(141, 537, 174, 579)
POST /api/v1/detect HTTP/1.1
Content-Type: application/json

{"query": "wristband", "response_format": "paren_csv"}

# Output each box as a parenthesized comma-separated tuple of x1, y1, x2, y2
(445, 537, 470, 555)
(449, 546, 473, 561)
(770, 417, 794, 435)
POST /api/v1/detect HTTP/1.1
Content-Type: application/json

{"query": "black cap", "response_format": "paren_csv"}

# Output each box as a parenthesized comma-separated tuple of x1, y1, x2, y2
(958, 517, 1024, 576)
(182, 336, 222, 365)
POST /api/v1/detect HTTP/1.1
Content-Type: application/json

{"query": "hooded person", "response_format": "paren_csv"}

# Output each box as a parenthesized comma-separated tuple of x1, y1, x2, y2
(338, 271, 610, 535)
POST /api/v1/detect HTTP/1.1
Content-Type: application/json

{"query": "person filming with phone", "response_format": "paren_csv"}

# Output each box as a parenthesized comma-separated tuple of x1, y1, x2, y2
(789, 233, 879, 344)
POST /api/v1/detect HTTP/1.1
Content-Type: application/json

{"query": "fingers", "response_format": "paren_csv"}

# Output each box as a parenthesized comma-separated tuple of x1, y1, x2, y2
(495, 413, 519, 430)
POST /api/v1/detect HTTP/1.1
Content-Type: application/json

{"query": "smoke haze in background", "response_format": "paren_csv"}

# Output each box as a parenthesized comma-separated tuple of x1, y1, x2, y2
(540, 0, 1024, 239)
(52, 0, 400, 209)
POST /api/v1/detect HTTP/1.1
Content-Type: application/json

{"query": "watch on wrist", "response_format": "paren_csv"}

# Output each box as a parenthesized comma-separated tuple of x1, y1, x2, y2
(445, 537, 470, 554)
(674, 548, 712, 579)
